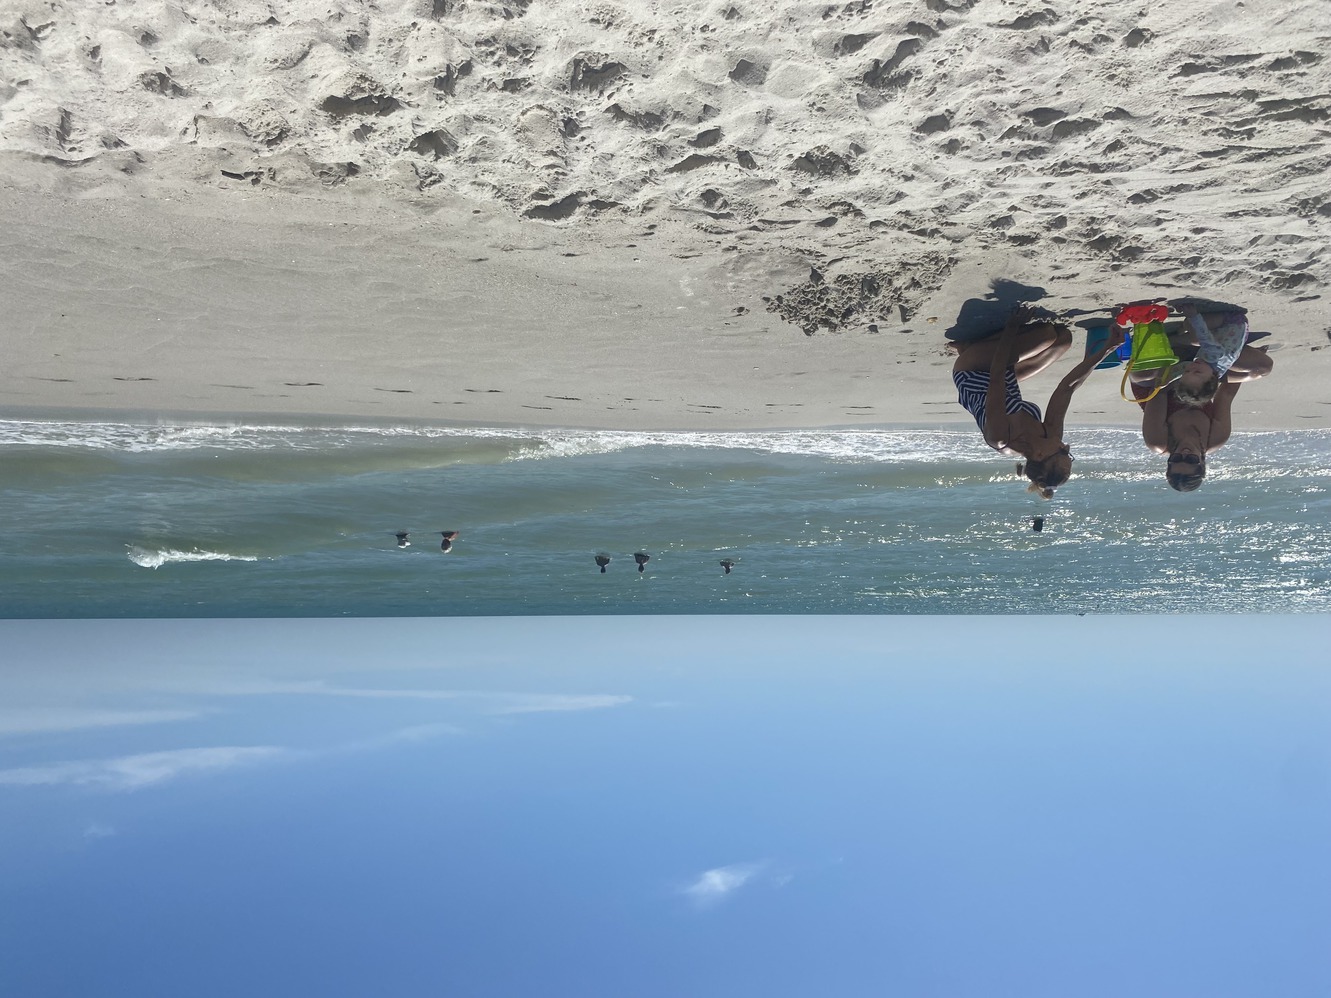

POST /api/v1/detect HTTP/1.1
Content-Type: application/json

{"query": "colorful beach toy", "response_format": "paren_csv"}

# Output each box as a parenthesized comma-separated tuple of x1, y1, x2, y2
(1085, 325, 1124, 370)
(1120, 318, 1180, 403)
(1115, 303, 1169, 325)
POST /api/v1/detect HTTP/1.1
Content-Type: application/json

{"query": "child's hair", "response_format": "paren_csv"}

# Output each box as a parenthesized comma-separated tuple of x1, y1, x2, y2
(1017, 458, 1068, 499)
(1173, 374, 1220, 407)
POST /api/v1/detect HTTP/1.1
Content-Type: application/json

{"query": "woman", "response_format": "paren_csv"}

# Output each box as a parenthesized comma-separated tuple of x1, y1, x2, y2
(952, 305, 1124, 497)
(1132, 305, 1273, 491)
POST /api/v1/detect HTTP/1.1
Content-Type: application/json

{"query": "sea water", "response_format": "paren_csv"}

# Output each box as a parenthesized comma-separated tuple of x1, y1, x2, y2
(2, 417, 1329, 617)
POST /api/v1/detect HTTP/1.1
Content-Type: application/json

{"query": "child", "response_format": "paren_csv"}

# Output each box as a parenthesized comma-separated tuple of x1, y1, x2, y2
(1171, 303, 1251, 406)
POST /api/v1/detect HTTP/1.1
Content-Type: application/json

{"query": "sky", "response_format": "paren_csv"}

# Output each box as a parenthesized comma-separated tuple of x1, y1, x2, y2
(1, 615, 1329, 998)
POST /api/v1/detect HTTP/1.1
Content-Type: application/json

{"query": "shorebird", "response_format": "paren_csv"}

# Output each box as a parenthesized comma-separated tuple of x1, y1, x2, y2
(594, 554, 611, 573)
(440, 530, 459, 553)
(720, 559, 735, 575)
(395, 531, 410, 548)
(633, 552, 650, 573)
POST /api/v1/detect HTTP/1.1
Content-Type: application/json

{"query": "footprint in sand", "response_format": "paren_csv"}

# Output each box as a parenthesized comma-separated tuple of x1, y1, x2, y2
(999, 9, 1059, 30)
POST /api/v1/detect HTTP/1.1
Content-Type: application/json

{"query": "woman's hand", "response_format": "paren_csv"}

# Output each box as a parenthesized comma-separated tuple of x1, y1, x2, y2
(1004, 304, 1034, 333)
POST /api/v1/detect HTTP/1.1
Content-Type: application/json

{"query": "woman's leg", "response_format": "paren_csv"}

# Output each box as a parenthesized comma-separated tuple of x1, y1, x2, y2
(952, 322, 1069, 376)
(1012, 323, 1072, 381)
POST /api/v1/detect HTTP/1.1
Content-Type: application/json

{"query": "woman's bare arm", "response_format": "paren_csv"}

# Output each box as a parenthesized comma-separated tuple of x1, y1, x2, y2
(982, 314, 1022, 447)
(1042, 325, 1125, 439)
(1209, 382, 1241, 450)
(1141, 391, 1169, 453)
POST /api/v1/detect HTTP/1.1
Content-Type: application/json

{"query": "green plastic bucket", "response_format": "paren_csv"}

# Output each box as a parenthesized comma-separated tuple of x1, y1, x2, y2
(1128, 321, 1177, 371)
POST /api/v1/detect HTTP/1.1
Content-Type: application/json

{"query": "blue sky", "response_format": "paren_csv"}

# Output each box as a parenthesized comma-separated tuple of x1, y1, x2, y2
(1, 616, 1329, 998)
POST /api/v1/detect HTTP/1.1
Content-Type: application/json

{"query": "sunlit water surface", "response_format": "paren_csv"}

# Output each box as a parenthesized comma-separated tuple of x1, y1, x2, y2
(3, 418, 1329, 616)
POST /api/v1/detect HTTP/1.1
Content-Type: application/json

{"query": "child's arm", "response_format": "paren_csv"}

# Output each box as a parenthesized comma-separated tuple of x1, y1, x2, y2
(1179, 303, 1216, 339)
(1042, 324, 1125, 439)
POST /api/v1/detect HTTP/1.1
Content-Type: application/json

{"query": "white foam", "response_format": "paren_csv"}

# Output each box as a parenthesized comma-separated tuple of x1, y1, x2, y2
(126, 546, 260, 569)
(0, 419, 540, 453)
(508, 428, 1159, 464)
(4, 420, 1326, 469)
(510, 429, 984, 463)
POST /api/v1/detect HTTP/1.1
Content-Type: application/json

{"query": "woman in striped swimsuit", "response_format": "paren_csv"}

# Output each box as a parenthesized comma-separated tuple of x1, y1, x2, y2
(953, 305, 1124, 497)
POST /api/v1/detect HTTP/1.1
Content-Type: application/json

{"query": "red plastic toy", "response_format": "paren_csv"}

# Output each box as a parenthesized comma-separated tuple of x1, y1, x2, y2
(1114, 303, 1169, 325)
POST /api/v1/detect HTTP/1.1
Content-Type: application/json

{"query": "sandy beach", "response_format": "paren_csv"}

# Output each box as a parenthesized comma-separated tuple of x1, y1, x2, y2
(2, 0, 1328, 431)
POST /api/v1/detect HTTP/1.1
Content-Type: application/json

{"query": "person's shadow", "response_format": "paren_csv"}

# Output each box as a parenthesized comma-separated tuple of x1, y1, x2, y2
(944, 279, 1049, 344)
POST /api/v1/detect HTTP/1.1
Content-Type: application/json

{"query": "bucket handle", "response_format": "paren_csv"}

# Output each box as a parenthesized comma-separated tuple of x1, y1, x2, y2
(1121, 365, 1170, 403)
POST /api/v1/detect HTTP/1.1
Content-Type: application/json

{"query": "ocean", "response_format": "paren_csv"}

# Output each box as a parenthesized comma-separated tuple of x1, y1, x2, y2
(2, 417, 1329, 617)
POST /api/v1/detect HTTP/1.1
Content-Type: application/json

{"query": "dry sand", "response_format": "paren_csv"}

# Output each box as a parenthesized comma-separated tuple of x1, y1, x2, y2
(1, 0, 1328, 430)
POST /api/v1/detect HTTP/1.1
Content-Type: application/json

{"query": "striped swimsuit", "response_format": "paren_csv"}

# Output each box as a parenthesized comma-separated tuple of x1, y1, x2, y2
(953, 368, 1042, 433)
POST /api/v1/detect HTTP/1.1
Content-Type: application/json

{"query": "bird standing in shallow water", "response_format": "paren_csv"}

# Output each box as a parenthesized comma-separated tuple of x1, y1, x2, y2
(634, 552, 650, 573)
(594, 554, 611, 573)
(395, 532, 410, 548)
(440, 531, 459, 553)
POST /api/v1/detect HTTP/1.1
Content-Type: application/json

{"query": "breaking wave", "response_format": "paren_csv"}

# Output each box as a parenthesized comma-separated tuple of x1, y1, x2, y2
(126, 546, 261, 569)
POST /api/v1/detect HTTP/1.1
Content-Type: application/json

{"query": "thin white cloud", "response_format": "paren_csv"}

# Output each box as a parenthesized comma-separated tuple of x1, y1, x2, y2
(0, 685, 620, 795)
(380, 722, 463, 742)
(0, 723, 460, 795)
(0, 746, 285, 792)
(334, 723, 464, 753)
(488, 694, 632, 714)
(82, 822, 116, 839)
(682, 863, 764, 906)
(193, 680, 631, 714)
(202, 680, 463, 700)
(0, 708, 201, 737)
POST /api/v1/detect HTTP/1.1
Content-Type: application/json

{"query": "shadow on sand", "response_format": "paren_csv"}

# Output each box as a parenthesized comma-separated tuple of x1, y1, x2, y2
(944, 279, 1049, 343)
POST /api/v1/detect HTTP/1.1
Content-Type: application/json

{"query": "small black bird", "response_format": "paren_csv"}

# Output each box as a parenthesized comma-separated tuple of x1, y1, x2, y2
(633, 552, 650, 573)
(594, 554, 611, 573)
(720, 559, 735, 575)
(395, 531, 410, 548)
(440, 530, 459, 553)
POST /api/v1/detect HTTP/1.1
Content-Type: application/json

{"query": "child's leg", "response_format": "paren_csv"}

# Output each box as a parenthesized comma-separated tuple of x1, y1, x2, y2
(1225, 344, 1273, 382)
(1195, 310, 1244, 330)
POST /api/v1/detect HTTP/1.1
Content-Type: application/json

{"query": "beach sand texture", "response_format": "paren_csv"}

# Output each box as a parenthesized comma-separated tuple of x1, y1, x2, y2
(1, 0, 1328, 428)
